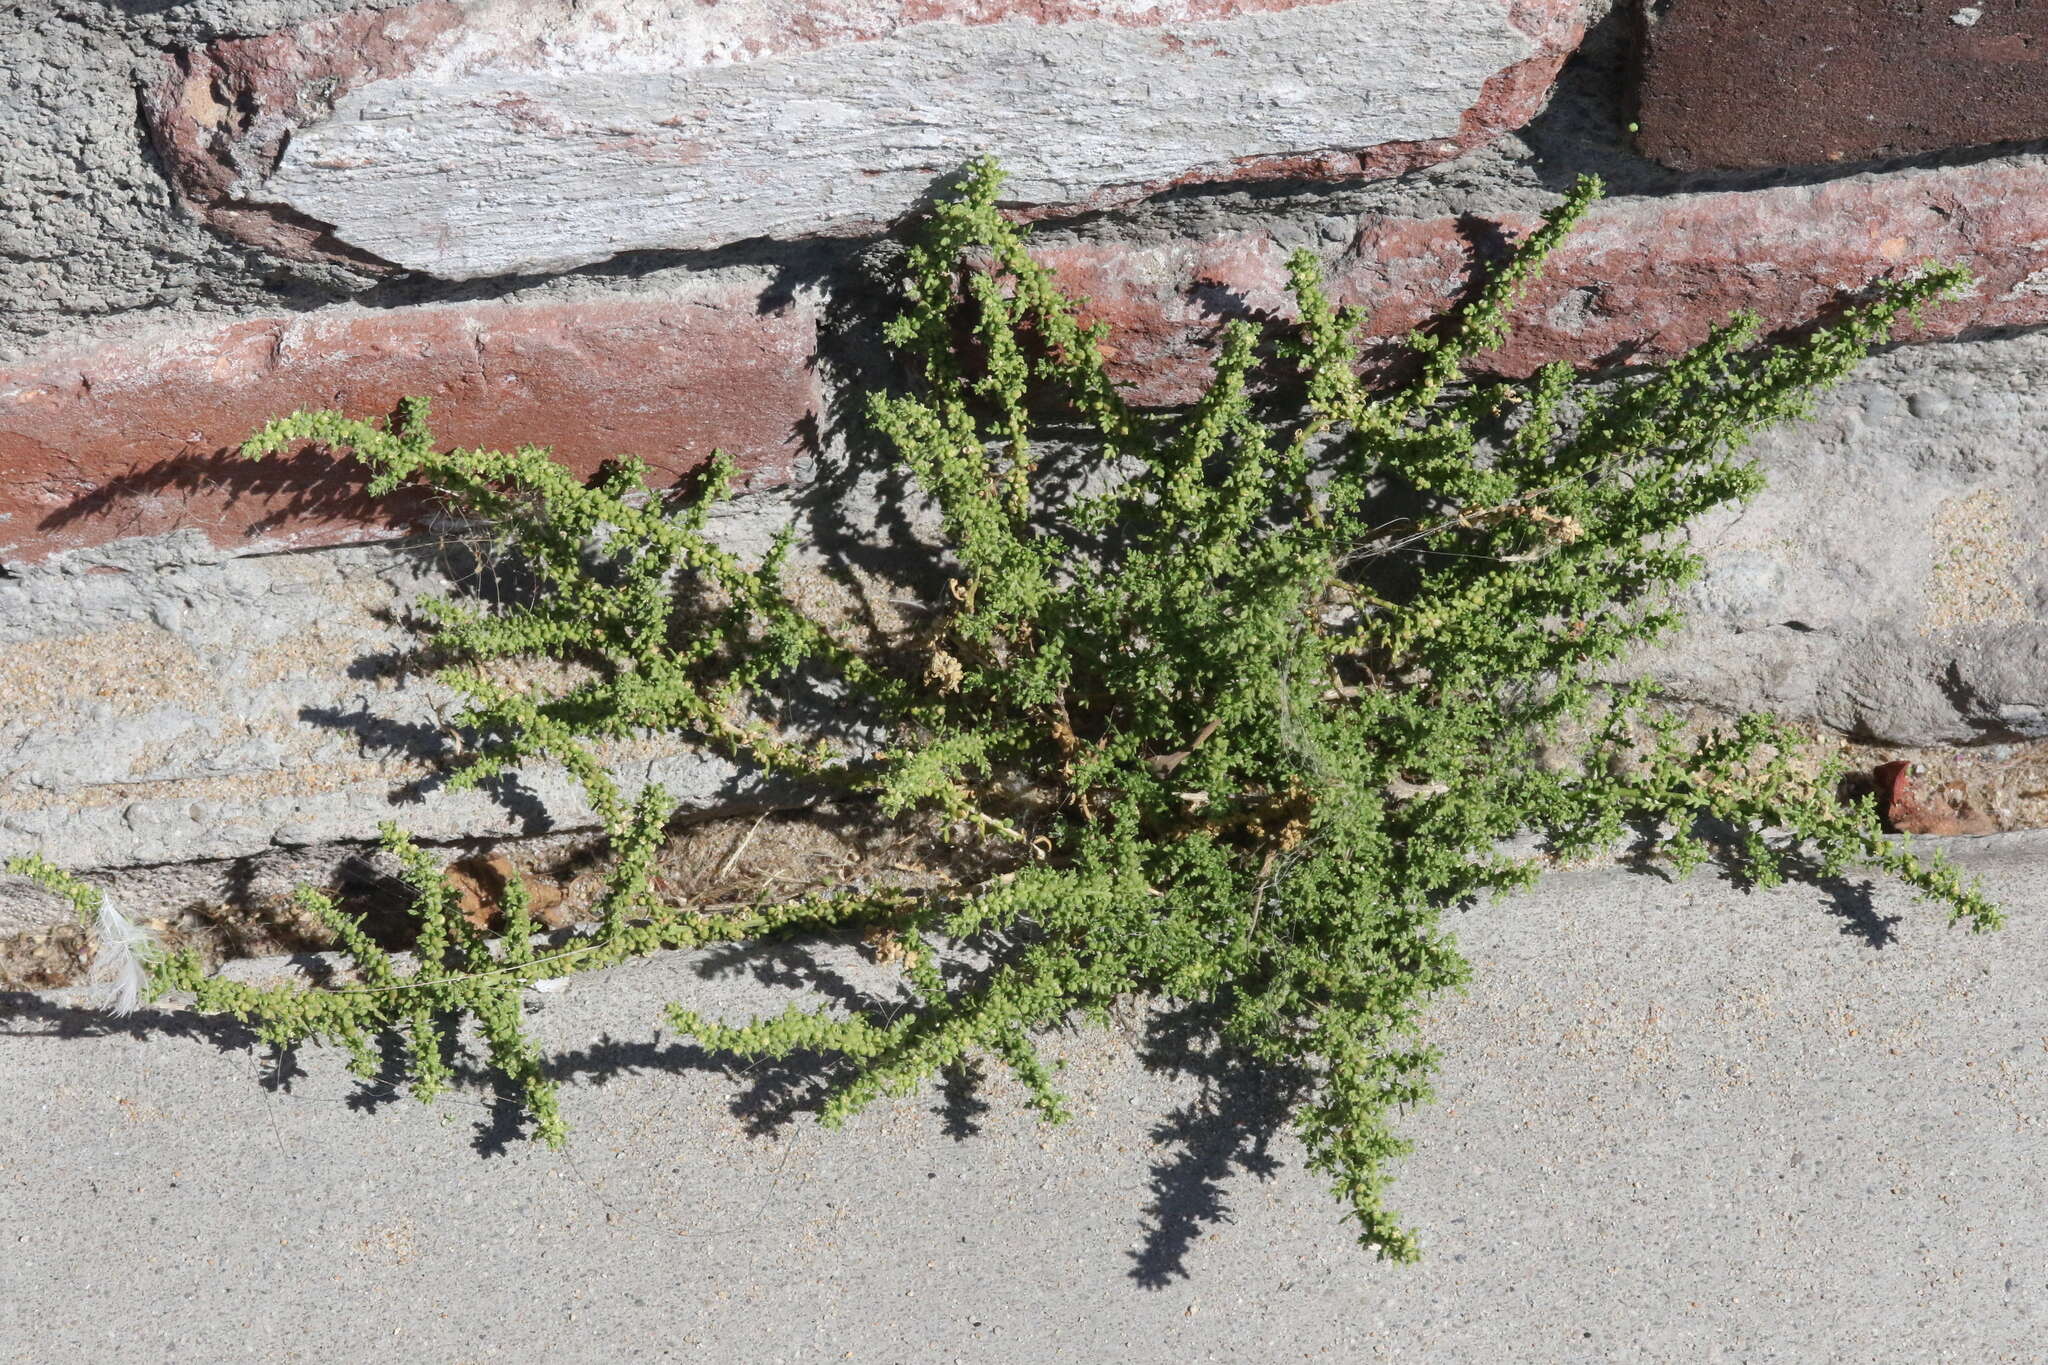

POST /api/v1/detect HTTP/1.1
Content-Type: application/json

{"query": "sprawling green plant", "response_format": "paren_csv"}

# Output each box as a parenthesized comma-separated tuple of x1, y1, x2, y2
(28, 158, 2000, 1262)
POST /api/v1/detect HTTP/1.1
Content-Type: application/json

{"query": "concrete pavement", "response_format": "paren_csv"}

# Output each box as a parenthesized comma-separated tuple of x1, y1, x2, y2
(5, 834, 2046, 1362)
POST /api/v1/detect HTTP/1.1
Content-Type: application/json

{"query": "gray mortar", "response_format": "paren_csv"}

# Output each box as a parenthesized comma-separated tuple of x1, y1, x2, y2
(1637, 324, 2048, 746)
(0, 457, 944, 927)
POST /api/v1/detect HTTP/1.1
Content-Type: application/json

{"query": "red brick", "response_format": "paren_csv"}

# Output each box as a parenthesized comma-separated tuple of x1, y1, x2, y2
(0, 290, 817, 564)
(1635, 0, 2048, 171)
(1031, 162, 2048, 406)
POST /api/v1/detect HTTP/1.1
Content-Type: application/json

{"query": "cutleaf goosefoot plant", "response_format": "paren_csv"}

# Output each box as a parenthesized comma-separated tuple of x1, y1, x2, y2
(72, 157, 1999, 1264)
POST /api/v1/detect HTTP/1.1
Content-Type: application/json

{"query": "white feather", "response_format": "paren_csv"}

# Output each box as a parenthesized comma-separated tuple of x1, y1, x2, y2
(88, 894, 157, 1017)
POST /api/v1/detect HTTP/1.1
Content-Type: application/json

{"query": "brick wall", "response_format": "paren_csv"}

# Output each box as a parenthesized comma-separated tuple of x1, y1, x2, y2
(5, 0, 2048, 889)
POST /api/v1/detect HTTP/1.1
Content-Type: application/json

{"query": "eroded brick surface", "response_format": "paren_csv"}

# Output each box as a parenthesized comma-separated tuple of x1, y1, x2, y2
(0, 288, 817, 564)
(1636, 0, 2048, 170)
(1029, 162, 2048, 405)
(141, 0, 1585, 279)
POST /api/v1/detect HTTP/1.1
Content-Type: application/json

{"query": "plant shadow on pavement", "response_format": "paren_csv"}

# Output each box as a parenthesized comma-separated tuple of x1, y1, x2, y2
(0, 808, 1955, 1288)
(7, 948, 1311, 1287)
(1128, 999, 1311, 1288)
(0, 992, 260, 1051)
(1609, 813, 1904, 948)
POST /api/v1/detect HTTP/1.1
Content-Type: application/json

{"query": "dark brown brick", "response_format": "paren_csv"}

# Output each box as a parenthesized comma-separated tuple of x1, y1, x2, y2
(1635, 0, 2048, 170)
